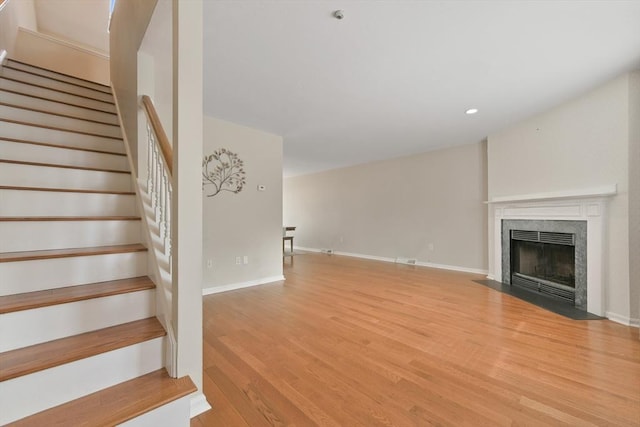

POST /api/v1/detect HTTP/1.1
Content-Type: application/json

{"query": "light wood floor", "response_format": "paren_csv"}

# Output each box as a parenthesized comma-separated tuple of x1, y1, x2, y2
(192, 253, 640, 426)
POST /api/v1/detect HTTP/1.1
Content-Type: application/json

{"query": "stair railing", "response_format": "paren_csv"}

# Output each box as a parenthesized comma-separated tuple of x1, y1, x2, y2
(139, 95, 177, 377)
(0, 0, 10, 13)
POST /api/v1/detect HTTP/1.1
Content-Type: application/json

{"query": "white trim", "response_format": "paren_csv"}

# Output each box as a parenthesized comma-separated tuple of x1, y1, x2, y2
(486, 184, 617, 204)
(202, 275, 285, 295)
(17, 27, 109, 60)
(189, 392, 211, 418)
(295, 246, 488, 275)
(0, 50, 7, 66)
(605, 312, 640, 327)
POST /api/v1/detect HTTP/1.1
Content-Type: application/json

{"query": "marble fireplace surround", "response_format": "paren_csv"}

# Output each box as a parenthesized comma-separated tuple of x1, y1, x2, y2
(489, 185, 617, 317)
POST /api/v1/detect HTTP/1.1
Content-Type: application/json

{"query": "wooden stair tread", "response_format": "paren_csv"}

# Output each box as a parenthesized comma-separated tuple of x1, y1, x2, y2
(0, 185, 134, 195)
(0, 216, 141, 221)
(2, 64, 113, 95)
(0, 137, 126, 156)
(0, 76, 115, 105)
(0, 101, 120, 126)
(0, 244, 148, 263)
(0, 117, 122, 140)
(6, 58, 112, 90)
(0, 276, 155, 314)
(0, 159, 130, 174)
(0, 87, 117, 115)
(0, 317, 166, 381)
(8, 369, 196, 427)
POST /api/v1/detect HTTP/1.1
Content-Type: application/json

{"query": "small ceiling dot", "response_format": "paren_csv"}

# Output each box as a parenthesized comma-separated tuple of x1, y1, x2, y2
(465, 108, 478, 115)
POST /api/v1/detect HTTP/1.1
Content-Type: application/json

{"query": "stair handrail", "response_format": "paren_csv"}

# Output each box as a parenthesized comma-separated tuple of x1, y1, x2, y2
(141, 95, 173, 176)
(0, 0, 10, 13)
(139, 94, 176, 376)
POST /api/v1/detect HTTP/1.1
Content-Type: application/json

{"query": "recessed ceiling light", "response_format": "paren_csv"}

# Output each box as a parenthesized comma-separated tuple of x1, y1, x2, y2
(465, 108, 479, 115)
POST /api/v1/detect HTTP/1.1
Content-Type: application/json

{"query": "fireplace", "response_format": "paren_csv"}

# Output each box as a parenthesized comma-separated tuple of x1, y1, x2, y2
(491, 187, 616, 316)
(502, 219, 587, 310)
(510, 230, 576, 302)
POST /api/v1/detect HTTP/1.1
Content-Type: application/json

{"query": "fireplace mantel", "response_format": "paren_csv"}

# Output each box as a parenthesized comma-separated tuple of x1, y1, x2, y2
(486, 184, 617, 204)
(490, 184, 617, 316)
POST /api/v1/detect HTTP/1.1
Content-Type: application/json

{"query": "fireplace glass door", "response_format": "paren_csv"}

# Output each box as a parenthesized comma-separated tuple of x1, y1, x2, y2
(510, 230, 576, 302)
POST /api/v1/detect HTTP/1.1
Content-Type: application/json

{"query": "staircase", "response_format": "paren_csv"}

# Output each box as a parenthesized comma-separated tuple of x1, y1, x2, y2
(0, 58, 195, 425)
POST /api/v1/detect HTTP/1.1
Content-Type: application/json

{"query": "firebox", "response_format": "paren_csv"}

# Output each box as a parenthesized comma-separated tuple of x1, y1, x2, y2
(510, 230, 576, 302)
(501, 219, 587, 310)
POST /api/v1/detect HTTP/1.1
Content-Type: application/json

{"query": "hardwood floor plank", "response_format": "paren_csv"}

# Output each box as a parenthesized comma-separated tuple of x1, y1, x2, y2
(193, 253, 640, 426)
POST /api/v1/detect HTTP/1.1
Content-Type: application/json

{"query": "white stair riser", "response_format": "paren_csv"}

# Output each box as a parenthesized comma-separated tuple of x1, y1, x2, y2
(0, 140, 128, 171)
(120, 395, 191, 427)
(0, 163, 132, 191)
(0, 220, 142, 252)
(0, 289, 156, 352)
(0, 190, 136, 216)
(0, 90, 118, 124)
(0, 120, 124, 153)
(0, 337, 164, 425)
(0, 251, 148, 295)
(0, 104, 121, 138)
(6, 60, 111, 94)
(1, 68, 113, 103)
(0, 78, 116, 113)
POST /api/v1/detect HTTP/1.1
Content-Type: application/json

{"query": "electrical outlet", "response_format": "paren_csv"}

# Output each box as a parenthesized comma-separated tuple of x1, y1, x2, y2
(243, 256, 249, 265)
(206, 259, 213, 268)
(235, 256, 241, 265)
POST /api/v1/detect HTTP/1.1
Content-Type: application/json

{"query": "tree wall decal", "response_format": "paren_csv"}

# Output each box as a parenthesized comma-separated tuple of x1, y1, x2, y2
(202, 148, 246, 197)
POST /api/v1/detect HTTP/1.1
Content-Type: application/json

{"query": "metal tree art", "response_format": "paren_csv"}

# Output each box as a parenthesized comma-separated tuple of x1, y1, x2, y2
(202, 148, 246, 197)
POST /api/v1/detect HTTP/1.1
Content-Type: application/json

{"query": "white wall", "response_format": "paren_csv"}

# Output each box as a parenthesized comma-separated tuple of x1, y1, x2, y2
(138, 0, 173, 179)
(0, 0, 36, 55)
(139, 0, 172, 141)
(487, 73, 636, 323)
(110, 0, 158, 174)
(284, 142, 488, 273)
(202, 116, 284, 291)
(629, 71, 640, 327)
(14, 27, 109, 85)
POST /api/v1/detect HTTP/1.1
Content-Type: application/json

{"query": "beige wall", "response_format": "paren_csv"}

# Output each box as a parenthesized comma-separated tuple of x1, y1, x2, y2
(487, 73, 635, 322)
(0, 0, 36, 55)
(203, 116, 284, 289)
(109, 0, 157, 174)
(284, 142, 488, 272)
(629, 71, 640, 325)
(14, 27, 109, 85)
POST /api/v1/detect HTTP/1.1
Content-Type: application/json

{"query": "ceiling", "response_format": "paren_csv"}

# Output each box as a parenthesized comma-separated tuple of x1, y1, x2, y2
(203, 1, 640, 177)
(34, 0, 109, 54)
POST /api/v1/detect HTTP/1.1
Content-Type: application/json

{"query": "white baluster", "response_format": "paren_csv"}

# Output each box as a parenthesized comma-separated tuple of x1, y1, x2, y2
(146, 124, 153, 194)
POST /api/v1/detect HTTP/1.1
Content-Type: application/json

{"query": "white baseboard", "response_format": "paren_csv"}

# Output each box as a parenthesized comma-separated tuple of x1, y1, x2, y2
(202, 275, 285, 296)
(189, 391, 211, 418)
(605, 311, 640, 327)
(294, 246, 488, 276)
